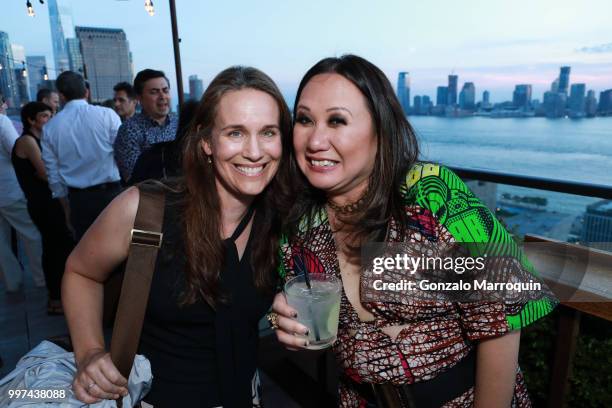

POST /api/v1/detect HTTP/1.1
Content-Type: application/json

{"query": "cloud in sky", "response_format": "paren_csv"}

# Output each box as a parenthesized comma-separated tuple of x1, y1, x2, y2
(577, 43, 612, 54)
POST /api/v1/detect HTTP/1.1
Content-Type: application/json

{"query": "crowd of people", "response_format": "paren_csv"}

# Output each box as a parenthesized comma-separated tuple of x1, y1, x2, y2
(0, 56, 556, 407)
(0, 67, 187, 313)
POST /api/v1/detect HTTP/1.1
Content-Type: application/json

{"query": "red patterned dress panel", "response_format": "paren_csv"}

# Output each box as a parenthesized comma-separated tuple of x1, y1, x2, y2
(281, 206, 531, 407)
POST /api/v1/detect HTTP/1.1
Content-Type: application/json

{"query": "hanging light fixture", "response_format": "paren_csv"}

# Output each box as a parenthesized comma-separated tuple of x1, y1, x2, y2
(144, 0, 155, 16)
(43, 66, 49, 81)
(26, 0, 35, 16)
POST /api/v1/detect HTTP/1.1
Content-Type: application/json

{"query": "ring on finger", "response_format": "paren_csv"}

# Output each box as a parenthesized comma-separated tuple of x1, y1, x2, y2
(266, 312, 279, 330)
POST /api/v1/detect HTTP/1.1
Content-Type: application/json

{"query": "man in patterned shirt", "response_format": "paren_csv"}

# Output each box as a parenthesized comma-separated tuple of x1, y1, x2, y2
(113, 69, 178, 181)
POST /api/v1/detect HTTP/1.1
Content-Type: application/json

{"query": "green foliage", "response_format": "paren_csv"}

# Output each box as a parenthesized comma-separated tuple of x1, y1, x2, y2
(519, 309, 612, 407)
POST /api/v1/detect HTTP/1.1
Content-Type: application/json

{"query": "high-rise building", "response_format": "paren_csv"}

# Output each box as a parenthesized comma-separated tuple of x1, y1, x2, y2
(568, 83, 586, 118)
(26, 56, 48, 100)
(447, 75, 458, 105)
(598, 89, 612, 116)
(0, 31, 17, 107)
(66, 38, 84, 73)
(581, 200, 612, 252)
(436, 86, 447, 106)
(10, 44, 29, 106)
(59, 5, 75, 38)
(512, 84, 532, 109)
(558, 66, 571, 94)
(421, 95, 431, 115)
(550, 78, 559, 93)
(397, 72, 410, 114)
(13, 68, 30, 106)
(413, 95, 422, 114)
(543, 91, 566, 118)
(76, 26, 133, 102)
(189, 75, 204, 101)
(585, 90, 598, 117)
(483, 90, 490, 105)
(458, 82, 475, 110)
(47, 0, 70, 74)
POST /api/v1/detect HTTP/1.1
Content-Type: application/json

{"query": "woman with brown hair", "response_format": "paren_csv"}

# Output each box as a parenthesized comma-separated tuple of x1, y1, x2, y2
(270, 55, 556, 407)
(62, 66, 292, 407)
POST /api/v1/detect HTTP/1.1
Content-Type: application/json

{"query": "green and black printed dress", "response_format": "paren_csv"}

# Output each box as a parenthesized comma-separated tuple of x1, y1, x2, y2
(279, 163, 557, 407)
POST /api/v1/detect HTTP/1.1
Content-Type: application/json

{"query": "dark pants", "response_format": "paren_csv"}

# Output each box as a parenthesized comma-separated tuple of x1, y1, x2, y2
(68, 182, 122, 241)
(27, 199, 75, 300)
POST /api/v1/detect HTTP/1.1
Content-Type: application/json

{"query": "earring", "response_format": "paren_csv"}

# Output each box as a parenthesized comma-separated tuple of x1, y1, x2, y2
(207, 156, 212, 164)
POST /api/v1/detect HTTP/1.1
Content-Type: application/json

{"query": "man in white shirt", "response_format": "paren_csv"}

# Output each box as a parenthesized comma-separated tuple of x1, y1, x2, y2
(0, 108, 45, 292)
(42, 71, 123, 240)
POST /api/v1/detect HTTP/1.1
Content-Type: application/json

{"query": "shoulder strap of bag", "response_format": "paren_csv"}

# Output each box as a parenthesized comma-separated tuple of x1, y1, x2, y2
(110, 184, 166, 382)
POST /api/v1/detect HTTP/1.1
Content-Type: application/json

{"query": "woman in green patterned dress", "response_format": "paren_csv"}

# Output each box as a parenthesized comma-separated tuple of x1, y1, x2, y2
(269, 55, 556, 407)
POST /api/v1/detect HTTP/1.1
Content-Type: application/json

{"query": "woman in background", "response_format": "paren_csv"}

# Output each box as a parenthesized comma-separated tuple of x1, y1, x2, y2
(12, 101, 74, 314)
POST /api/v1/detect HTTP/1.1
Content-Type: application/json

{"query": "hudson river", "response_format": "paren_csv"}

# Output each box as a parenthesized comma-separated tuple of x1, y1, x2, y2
(410, 116, 612, 215)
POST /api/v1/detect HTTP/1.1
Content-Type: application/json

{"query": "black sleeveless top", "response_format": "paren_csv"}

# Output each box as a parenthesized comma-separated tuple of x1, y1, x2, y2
(139, 192, 274, 407)
(11, 134, 52, 208)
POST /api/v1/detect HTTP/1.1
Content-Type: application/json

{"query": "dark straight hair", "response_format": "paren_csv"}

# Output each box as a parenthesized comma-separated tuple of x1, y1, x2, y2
(286, 54, 420, 244)
(20, 102, 52, 134)
(180, 66, 292, 306)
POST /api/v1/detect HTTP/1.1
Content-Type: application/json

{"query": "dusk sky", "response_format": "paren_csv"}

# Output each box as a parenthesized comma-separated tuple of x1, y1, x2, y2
(2, 0, 611, 104)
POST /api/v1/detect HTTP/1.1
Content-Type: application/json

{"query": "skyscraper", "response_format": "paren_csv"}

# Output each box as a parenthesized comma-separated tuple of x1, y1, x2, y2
(447, 75, 458, 106)
(413, 95, 422, 114)
(0, 31, 17, 107)
(585, 90, 598, 117)
(189, 75, 204, 100)
(421, 95, 432, 115)
(436, 86, 447, 106)
(512, 84, 532, 109)
(598, 89, 612, 115)
(558, 66, 571, 94)
(543, 91, 566, 118)
(76, 26, 133, 102)
(26, 56, 48, 100)
(550, 78, 559, 93)
(10, 44, 29, 106)
(458, 82, 475, 110)
(66, 38, 83, 73)
(47, 0, 70, 74)
(482, 91, 490, 105)
(568, 83, 586, 117)
(397, 72, 410, 114)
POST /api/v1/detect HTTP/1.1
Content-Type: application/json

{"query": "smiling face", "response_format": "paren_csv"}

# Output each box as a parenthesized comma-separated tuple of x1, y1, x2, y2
(201, 88, 282, 204)
(293, 73, 378, 202)
(28, 110, 52, 132)
(138, 77, 171, 121)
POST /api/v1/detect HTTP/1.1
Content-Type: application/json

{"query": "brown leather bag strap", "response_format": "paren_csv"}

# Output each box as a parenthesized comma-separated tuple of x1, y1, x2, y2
(110, 184, 166, 383)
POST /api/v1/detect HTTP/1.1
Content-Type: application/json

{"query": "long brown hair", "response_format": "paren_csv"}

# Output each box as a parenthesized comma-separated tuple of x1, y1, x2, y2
(181, 66, 292, 306)
(285, 55, 420, 244)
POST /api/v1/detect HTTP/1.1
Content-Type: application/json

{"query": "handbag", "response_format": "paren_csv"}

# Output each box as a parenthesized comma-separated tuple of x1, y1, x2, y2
(0, 183, 166, 408)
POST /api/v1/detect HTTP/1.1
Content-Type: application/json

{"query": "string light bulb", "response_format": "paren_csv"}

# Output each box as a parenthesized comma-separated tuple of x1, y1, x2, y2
(26, 0, 35, 17)
(144, 0, 155, 16)
(22, 68, 28, 78)
(43, 66, 49, 81)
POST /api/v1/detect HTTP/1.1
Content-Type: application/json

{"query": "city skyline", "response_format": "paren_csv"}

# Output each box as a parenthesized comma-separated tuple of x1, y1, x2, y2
(0, 0, 611, 104)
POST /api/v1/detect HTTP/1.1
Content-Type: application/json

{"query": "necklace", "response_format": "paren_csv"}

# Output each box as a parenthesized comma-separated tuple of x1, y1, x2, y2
(327, 192, 368, 215)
